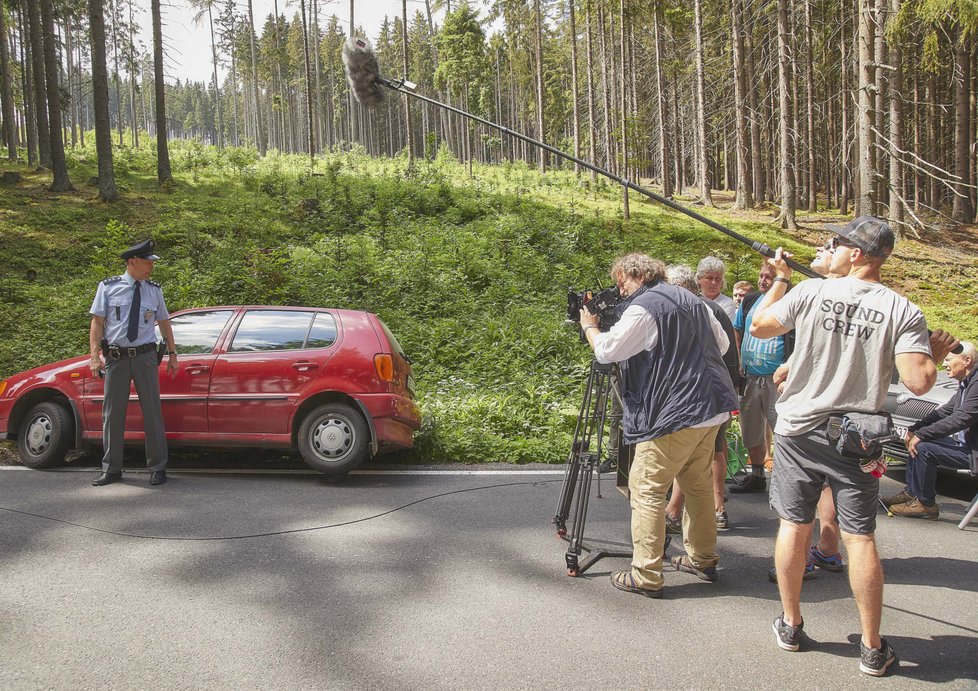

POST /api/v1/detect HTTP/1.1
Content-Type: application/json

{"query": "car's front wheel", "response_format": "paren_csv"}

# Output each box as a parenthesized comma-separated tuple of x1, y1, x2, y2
(297, 403, 369, 478)
(16, 401, 74, 469)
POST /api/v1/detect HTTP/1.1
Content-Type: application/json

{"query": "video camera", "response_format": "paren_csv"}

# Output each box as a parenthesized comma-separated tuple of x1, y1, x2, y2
(566, 286, 621, 335)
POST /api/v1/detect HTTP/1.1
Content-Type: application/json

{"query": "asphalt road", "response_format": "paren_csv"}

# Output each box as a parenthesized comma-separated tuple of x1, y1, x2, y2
(1, 465, 976, 690)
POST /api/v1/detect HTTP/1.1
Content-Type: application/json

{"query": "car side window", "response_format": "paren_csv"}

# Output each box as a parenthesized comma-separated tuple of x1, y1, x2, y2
(156, 310, 234, 355)
(305, 313, 337, 349)
(229, 310, 316, 352)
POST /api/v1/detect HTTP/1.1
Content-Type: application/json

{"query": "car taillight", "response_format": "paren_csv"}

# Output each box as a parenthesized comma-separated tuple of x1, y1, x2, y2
(374, 354, 394, 382)
(0, 380, 6, 397)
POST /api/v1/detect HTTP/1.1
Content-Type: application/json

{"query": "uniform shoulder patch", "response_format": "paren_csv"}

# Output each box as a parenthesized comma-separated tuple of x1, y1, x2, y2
(147, 279, 162, 288)
(101, 276, 124, 285)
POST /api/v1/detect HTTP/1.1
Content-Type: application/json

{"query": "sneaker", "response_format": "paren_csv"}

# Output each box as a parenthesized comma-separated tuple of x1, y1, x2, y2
(881, 489, 914, 508)
(715, 510, 729, 530)
(768, 561, 817, 583)
(671, 554, 718, 582)
(665, 514, 683, 535)
(809, 546, 845, 572)
(729, 474, 767, 493)
(890, 497, 939, 520)
(859, 637, 897, 676)
(772, 613, 804, 651)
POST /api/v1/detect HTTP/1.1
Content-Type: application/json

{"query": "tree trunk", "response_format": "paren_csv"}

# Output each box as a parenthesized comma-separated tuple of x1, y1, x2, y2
(20, 6, 38, 166)
(247, 0, 265, 154)
(39, 0, 71, 190)
(653, 1, 671, 197)
(693, 0, 712, 205)
(856, 0, 876, 216)
(207, 4, 222, 147)
(401, 0, 412, 161)
(731, 0, 752, 209)
(0, 4, 17, 161)
(748, 30, 764, 205)
(776, 0, 797, 228)
(88, 0, 118, 201)
(887, 0, 904, 229)
(26, 0, 50, 166)
(584, 0, 597, 183)
(619, 0, 629, 217)
(533, 0, 546, 172)
(839, 0, 851, 214)
(151, 0, 171, 183)
(804, 0, 816, 211)
(952, 38, 974, 222)
(569, 0, 581, 175)
(128, 1, 138, 148)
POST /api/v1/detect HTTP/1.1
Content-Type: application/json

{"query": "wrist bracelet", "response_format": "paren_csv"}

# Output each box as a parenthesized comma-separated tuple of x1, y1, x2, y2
(773, 277, 790, 285)
(167, 351, 177, 356)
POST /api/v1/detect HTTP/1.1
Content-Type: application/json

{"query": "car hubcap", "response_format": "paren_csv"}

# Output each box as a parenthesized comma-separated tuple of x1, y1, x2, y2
(26, 415, 52, 455)
(312, 417, 353, 460)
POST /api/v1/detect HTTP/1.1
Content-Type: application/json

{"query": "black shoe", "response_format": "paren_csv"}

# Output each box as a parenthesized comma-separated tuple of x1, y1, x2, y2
(730, 474, 767, 493)
(772, 613, 804, 651)
(92, 472, 122, 486)
(149, 471, 167, 486)
(860, 638, 896, 676)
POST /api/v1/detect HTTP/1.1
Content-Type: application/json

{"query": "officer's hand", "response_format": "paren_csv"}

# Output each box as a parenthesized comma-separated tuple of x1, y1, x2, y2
(166, 354, 178, 377)
(89, 356, 102, 376)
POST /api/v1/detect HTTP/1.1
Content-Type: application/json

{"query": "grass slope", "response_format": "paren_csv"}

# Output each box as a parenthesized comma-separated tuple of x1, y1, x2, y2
(1, 140, 975, 464)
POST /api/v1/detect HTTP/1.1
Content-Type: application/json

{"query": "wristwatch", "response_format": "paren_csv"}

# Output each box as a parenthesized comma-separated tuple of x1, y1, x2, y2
(166, 351, 177, 356)
(773, 277, 790, 284)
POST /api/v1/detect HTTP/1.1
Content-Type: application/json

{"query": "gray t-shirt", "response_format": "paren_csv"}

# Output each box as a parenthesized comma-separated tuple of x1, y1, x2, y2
(767, 276, 931, 435)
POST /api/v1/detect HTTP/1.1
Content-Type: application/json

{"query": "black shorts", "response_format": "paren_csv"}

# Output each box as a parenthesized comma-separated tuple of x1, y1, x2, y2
(770, 426, 879, 534)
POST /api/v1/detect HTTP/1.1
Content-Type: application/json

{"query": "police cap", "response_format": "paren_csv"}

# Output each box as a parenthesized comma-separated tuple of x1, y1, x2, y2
(120, 239, 160, 261)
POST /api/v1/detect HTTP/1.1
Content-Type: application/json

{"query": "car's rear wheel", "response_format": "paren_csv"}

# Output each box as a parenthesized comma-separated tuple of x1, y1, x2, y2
(16, 401, 74, 469)
(297, 403, 369, 477)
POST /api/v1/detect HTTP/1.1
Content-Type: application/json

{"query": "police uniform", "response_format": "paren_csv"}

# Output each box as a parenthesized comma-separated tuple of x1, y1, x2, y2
(89, 240, 171, 481)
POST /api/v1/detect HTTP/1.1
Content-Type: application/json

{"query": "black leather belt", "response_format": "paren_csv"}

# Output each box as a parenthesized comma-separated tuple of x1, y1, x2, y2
(107, 342, 156, 359)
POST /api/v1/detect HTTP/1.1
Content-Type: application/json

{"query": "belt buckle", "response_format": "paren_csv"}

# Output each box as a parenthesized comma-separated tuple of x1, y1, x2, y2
(127, 347, 137, 357)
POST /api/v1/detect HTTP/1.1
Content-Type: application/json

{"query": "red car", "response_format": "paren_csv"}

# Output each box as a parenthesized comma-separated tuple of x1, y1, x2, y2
(0, 306, 421, 478)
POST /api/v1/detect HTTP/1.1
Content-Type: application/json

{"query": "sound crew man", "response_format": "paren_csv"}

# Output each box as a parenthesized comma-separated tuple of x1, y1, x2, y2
(750, 217, 956, 676)
(580, 253, 738, 598)
(88, 240, 178, 487)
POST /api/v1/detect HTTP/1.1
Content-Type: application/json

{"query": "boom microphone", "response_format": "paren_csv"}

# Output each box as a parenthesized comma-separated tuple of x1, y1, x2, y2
(341, 36, 821, 278)
(342, 37, 386, 108)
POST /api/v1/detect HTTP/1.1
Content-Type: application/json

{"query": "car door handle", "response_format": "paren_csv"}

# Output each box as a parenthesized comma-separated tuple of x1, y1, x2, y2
(292, 362, 319, 371)
(186, 365, 211, 375)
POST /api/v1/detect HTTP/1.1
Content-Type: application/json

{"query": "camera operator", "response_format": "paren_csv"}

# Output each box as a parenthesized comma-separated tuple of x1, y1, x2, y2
(580, 253, 738, 598)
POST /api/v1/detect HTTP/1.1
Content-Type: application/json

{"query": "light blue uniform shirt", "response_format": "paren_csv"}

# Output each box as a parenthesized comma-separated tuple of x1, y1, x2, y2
(90, 273, 170, 347)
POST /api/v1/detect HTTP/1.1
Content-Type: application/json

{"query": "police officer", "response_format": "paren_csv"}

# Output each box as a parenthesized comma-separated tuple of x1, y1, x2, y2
(88, 240, 178, 486)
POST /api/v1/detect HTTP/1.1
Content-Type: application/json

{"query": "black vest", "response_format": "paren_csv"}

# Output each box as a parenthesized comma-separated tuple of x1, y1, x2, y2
(618, 283, 739, 444)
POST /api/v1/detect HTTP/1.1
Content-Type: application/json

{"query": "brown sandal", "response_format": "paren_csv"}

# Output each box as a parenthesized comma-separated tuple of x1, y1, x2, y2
(610, 570, 662, 598)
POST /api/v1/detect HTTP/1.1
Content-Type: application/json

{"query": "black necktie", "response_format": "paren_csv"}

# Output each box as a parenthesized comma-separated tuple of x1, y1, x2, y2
(127, 281, 141, 342)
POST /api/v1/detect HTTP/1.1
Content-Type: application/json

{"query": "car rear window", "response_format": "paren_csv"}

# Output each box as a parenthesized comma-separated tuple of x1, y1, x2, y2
(378, 319, 406, 358)
(160, 310, 234, 355)
(230, 310, 315, 352)
(306, 313, 337, 349)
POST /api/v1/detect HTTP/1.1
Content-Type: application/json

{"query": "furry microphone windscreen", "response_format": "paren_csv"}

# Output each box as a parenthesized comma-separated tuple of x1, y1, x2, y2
(342, 37, 386, 108)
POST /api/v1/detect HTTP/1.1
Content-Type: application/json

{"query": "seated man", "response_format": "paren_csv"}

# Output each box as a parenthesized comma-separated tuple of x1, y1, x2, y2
(884, 341, 977, 519)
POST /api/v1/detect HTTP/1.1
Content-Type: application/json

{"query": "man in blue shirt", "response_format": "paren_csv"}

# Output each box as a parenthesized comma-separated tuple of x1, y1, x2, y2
(88, 240, 178, 486)
(730, 262, 790, 493)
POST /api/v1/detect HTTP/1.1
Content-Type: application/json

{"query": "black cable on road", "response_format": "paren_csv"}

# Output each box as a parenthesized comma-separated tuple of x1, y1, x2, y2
(0, 479, 560, 542)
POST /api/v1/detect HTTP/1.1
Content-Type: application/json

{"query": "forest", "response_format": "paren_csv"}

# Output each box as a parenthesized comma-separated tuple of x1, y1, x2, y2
(1, 0, 976, 229)
(1, 0, 977, 464)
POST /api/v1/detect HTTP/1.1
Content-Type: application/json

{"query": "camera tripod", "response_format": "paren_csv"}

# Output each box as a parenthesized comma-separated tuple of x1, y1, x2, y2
(553, 359, 636, 576)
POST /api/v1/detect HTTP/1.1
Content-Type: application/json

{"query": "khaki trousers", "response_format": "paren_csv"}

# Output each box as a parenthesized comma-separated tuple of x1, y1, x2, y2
(628, 424, 721, 589)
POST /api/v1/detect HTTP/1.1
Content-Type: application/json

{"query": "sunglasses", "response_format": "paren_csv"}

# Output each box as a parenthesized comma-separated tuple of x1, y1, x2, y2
(828, 236, 857, 251)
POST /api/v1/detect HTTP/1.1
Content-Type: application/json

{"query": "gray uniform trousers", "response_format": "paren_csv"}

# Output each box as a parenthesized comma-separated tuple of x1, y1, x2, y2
(101, 350, 168, 473)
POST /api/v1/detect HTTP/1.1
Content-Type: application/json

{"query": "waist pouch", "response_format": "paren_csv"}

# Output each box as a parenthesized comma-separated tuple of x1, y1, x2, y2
(825, 412, 895, 461)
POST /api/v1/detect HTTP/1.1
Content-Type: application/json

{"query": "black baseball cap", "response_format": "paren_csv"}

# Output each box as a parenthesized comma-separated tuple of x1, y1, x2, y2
(825, 216, 894, 258)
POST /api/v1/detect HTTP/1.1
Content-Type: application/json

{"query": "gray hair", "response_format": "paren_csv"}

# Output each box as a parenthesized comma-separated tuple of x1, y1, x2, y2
(696, 256, 727, 279)
(666, 264, 698, 293)
(610, 253, 666, 285)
